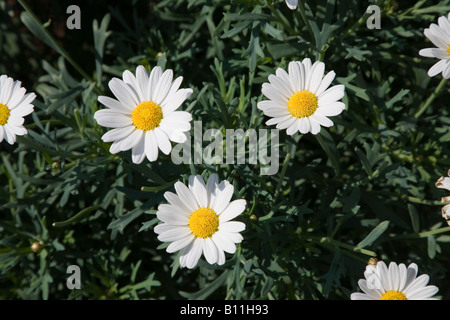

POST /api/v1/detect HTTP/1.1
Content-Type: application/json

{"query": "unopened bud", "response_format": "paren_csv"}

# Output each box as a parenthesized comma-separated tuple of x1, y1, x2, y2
(31, 241, 42, 252)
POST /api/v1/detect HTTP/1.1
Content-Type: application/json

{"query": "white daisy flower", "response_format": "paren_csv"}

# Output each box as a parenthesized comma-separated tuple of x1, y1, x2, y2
(436, 169, 450, 225)
(419, 13, 450, 78)
(257, 58, 345, 135)
(351, 261, 439, 300)
(285, 0, 298, 10)
(0, 75, 36, 145)
(94, 65, 193, 164)
(436, 169, 450, 191)
(154, 174, 246, 269)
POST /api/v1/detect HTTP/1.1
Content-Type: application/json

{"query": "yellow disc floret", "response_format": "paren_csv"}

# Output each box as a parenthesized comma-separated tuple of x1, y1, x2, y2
(380, 290, 408, 300)
(287, 90, 319, 118)
(131, 101, 163, 131)
(188, 207, 219, 238)
(0, 103, 10, 126)
(447, 44, 450, 56)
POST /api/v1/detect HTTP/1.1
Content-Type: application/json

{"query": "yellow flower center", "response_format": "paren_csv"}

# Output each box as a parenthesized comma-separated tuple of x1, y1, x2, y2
(287, 90, 319, 118)
(448, 44, 450, 56)
(131, 101, 163, 131)
(0, 103, 11, 126)
(380, 290, 408, 300)
(188, 207, 219, 239)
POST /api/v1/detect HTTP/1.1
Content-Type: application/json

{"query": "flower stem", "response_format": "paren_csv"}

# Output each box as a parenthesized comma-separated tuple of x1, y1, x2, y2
(52, 205, 101, 228)
(391, 226, 450, 240)
(414, 77, 447, 118)
(273, 153, 290, 203)
(310, 236, 377, 257)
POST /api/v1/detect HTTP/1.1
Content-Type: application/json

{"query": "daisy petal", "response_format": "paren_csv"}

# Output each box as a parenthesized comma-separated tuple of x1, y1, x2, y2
(144, 130, 159, 162)
(154, 69, 174, 104)
(167, 235, 195, 253)
(189, 174, 208, 208)
(109, 78, 139, 108)
(428, 59, 448, 77)
(285, 0, 298, 10)
(203, 238, 219, 265)
(219, 199, 246, 222)
(131, 136, 146, 164)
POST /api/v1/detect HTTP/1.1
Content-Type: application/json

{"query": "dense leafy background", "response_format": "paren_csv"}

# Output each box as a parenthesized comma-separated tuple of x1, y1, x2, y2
(1, 0, 450, 300)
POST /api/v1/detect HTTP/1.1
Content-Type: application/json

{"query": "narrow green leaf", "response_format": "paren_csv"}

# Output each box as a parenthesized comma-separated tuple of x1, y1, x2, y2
(386, 89, 410, 109)
(138, 218, 159, 232)
(20, 11, 64, 56)
(224, 12, 272, 22)
(52, 205, 101, 228)
(266, 42, 309, 60)
(427, 236, 436, 259)
(93, 14, 111, 86)
(261, 22, 284, 40)
(141, 180, 177, 192)
(355, 146, 373, 177)
(407, 204, 420, 233)
(107, 199, 157, 232)
(221, 20, 251, 38)
(357, 220, 390, 249)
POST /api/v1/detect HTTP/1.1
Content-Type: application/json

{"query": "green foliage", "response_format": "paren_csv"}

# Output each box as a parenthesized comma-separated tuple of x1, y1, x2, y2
(1, 0, 450, 300)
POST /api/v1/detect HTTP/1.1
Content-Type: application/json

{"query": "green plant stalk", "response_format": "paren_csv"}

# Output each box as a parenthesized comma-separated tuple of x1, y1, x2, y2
(52, 205, 101, 228)
(407, 196, 450, 206)
(247, 196, 257, 217)
(391, 226, 450, 240)
(141, 180, 178, 192)
(73, 108, 85, 139)
(273, 153, 290, 203)
(311, 236, 377, 257)
(330, 216, 344, 239)
(318, 43, 329, 61)
(414, 77, 447, 118)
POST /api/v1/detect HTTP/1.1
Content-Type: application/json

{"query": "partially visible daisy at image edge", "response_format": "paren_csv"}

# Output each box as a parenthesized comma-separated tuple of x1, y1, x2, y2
(0, 74, 36, 145)
(435, 169, 450, 225)
(94, 65, 193, 164)
(154, 174, 246, 269)
(351, 260, 439, 300)
(419, 12, 450, 78)
(257, 58, 345, 135)
(285, 0, 298, 10)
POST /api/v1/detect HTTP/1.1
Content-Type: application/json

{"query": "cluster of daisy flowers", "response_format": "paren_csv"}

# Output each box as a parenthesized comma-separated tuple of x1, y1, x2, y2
(3, 3, 450, 300)
(91, 60, 346, 268)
